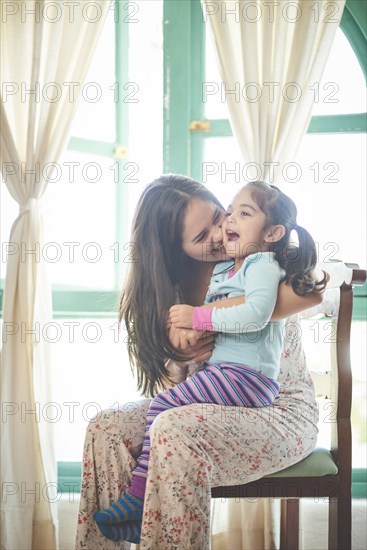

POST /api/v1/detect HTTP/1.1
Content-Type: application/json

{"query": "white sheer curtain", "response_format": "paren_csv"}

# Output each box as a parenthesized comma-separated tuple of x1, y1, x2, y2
(202, 0, 346, 183)
(0, 1, 111, 548)
(202, 0, 345, 547)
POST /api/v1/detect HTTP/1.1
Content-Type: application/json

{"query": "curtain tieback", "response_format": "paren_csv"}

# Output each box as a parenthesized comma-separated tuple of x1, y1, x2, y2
(19, 197, 40, 216)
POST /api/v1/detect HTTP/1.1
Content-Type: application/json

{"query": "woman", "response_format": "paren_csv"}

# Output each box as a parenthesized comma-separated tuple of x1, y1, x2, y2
(75, 174, 322, 550)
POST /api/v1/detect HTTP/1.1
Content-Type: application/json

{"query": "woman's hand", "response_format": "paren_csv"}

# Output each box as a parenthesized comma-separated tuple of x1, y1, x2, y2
(169, 304, 195, 328)
(168, 325, 216, 364)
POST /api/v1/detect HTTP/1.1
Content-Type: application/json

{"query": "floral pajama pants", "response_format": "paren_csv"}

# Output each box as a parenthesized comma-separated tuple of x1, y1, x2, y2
(132, 363, 280, 490)
(75, 319, 318, 550)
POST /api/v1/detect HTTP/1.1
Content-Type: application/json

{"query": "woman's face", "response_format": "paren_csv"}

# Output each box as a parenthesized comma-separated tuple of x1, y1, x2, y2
(181, 198, 226, 262)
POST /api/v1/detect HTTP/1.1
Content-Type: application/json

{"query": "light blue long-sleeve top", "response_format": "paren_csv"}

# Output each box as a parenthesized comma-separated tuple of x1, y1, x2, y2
(202, 252, 286, 380)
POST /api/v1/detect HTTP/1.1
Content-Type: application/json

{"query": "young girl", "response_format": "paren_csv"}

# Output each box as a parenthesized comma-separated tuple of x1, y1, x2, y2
(170, 181, 325, 393)
(93, 180, 326, 542)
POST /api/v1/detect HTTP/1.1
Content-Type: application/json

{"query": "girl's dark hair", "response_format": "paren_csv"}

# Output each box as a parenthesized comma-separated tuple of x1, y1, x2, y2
(248, 181, 328, 296)
(119, 174, 224, 397)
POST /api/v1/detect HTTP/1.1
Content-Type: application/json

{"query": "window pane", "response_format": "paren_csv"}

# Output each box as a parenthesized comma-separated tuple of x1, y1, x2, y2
(300, 318, 367, 468)
(43, 150, 117, 289)
(288, 133, 366, 268)
(68, 6, 115, 142)
(202, 136, 244, 205)
(203, 133, 367, 268)
(1, 151, 117, 289)
(204, 22, 231, 119)
(127, 0, 164, 216)
(204, 27, 366, 119)
(351, 321, 367, 468)
(50, 318, 142, 462)
(311, 28, 366, 116)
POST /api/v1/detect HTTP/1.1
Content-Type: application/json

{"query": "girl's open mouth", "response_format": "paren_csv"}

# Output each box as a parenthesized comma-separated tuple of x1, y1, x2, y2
(226, 230, 239, 242)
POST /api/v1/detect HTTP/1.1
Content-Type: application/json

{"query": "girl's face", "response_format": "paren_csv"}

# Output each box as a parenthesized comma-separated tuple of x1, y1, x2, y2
(223, 186, 270, 259)
(181, 198, 226, 262)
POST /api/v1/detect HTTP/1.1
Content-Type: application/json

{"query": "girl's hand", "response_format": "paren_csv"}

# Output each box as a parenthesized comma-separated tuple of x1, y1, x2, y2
(169, 304, 195, 328)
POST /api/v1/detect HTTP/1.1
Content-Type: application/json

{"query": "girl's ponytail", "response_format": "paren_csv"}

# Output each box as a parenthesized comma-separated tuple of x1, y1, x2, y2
(281, 224, 327, 296)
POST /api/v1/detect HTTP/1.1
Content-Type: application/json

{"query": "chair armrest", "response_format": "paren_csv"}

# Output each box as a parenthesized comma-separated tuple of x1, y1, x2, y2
(315, 260, 365, 288)
(302, 262, 366, 319)
(345, 263, 367, 286)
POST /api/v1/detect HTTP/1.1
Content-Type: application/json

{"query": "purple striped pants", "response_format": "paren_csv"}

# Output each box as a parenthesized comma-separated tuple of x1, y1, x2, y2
(128, 363, 280, 499)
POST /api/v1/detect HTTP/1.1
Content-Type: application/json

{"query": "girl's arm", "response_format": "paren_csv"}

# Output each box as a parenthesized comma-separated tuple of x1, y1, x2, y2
(172, 260, 281, 331)
(198, 280, 324, 319)
(170, 285, 324, 327)
(170, 264, 326, 329)
(170, 284, 324, 327)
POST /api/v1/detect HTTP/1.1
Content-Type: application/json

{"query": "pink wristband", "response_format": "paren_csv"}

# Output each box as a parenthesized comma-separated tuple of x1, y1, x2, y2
(193, 307, 213, 331)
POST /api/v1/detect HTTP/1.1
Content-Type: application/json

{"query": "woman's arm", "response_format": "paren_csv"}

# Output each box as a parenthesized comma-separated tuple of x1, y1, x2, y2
(165, 359, 189, 385)
(272, 281, 323, 319)
(163, 326, 217, 386)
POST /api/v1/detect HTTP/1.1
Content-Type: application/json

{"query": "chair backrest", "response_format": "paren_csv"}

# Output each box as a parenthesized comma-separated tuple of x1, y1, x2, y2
(334, 266, 366, 468)
(301, 262, 366, 469)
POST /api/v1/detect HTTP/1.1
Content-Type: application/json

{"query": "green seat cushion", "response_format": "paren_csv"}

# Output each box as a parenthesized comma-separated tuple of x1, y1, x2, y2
(265, 448, 338, 478)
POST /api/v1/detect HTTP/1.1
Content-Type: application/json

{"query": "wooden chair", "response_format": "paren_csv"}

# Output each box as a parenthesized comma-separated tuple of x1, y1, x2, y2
(211, 263, 366, 550)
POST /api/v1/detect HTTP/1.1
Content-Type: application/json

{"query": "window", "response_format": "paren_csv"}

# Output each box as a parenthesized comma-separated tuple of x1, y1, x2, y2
(0, 0, 365, 489)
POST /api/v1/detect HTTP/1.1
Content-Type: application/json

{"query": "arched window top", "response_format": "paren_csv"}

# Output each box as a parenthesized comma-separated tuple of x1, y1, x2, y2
(341, 0, 367, 80)
(311, 27, 366, 116)
(205, 24, 366, 120)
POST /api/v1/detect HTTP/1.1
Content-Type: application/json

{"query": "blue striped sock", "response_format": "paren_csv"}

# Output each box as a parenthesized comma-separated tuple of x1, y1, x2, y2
(93, 491, 144, 524)
(95, 520, 141, 542)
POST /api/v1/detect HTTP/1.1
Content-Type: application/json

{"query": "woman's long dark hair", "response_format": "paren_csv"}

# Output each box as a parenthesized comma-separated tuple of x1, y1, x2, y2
(248, 181, 328, 296)
(119, 174, 224, 397)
